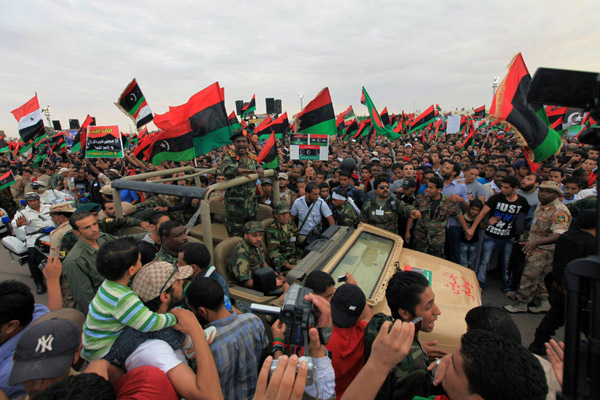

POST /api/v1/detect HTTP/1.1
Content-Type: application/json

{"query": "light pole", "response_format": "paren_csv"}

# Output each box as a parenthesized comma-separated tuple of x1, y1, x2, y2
(41, 106, 52, 128)
(492, 77, 500, 97)
(298, 92, 304, 110)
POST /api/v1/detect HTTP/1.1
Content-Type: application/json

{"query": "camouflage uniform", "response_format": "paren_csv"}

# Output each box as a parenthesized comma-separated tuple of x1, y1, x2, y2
(516, 198, 571, 303)
(280, 188, 297, 208)
(265, 220, 302, 266)
(0, 188, 17, 219)
(412, 194, 461, 258)
(221, 149, 259, 237)
(360, 196, 416, 234)
(154, 246, 179, 265)
(49, 221, 75, 308)
(334, 201, 359, 228)
(364, 313, 432, 399)
(228, 238, 266, 284)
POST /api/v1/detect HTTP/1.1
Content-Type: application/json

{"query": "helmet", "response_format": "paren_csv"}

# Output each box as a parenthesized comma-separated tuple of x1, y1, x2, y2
(23, 192, 40, 201)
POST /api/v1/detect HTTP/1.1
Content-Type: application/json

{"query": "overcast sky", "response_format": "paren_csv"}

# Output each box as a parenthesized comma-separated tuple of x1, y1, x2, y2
(1, 0, 598, 138)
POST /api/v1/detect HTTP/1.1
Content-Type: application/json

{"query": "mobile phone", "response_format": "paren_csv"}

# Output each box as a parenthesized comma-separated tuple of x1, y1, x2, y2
(338, 275, 347, 283)
(411, 317, 423, 336)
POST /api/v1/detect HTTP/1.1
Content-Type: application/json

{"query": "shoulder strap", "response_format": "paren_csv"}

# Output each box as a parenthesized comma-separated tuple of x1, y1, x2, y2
(298, 200, 317, 233)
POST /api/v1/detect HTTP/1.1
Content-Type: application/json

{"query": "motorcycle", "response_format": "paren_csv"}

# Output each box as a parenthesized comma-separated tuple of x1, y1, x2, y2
(0, 207, 10, 236)
(1, 226, 54, 268)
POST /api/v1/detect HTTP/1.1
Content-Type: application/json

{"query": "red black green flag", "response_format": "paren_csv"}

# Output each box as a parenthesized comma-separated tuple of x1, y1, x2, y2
(545, 106, 567, 131)
(241, 95, 256, 119)
(153, 82, 231, 155)
(343, 119, 358, 140)
(0, 171, 16, 190)
(473, 105, 485, 119)
(149, 120, 195, 165)
(254, 116, 273, 139)
(336, 106, 355, 133)
(133, 133, 153, 161)
(296, 88, 336, 136)
(116, 78, 154, 129)
(263, 112, 289, 140)
(459, 120, 476, 151)
(71, 115, 94, 154)
(257, 130, 278, 170)
(361, 87, 400, 140)
(228, 111, 241, 132)
(380, 107, 391, 128)
(409, 105, 436, 132)
(490, 53, 561, 162)
(353, 120, 368, 139)
(0, 138, 9, 153)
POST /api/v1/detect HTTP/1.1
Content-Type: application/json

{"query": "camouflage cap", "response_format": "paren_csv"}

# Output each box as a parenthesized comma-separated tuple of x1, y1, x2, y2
(261, 178, 273, 185)
(538, 181, 562, 194)
(50, 202, 76, 214)
(244, 221, 264, 233)
(273, 203, 290, 214)
(132, 261, 194, 302)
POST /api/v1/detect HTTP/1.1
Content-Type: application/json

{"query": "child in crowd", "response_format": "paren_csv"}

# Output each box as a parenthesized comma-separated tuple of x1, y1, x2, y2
(562, 176, 582, 205)
(460, 199, 484, 270)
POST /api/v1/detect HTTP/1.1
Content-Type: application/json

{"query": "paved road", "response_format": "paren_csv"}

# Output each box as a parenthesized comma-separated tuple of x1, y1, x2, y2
(0, 244, 563, 350)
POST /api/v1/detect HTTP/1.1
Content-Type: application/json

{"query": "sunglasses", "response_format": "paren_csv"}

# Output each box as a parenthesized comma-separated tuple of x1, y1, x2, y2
(378, 185, 390, 190)
(159, 264, 178, 294)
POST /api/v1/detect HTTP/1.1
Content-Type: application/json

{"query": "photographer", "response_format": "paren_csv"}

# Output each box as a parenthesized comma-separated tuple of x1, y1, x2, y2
(269, 290, 336, 400)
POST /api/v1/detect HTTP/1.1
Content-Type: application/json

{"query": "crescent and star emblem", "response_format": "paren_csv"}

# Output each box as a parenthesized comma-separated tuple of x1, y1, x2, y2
(159, 140, 170, 151)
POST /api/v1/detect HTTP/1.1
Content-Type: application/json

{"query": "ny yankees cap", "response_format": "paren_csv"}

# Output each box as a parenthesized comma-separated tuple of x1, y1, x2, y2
(9, 318, 81, 385)
(331, 283, 366, 328)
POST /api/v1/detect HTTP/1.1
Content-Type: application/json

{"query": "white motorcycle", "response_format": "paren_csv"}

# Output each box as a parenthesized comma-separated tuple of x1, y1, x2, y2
(2, 226, 53, 268)
(0, 207, 10, 236)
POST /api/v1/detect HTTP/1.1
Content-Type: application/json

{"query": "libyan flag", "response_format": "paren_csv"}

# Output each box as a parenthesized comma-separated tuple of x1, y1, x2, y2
(257, 112, 290, 141)
(149, 120, 196, 166)
(490, 53, 561, 162)
(71, 115, 94, 154)
(257, 131, 278, 170)
(241, 94, 256, 119)
(409, 105, 437, 133)
(361, 87, 400, 140)
(228, 111, 241, 132)
(116, 78, 154, 129)
(154, 82, 231, 156)
(0, 138, 9, 153)
(0, 171, 16, 190)
(296, 88, 336, 136)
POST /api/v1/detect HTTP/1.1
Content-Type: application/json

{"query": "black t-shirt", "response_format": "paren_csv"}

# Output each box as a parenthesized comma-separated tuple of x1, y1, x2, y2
(484, 193, 530, 239)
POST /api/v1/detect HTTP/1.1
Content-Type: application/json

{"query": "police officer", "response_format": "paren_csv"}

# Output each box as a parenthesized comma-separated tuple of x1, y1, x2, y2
(265, 204, 302, 270)
(360, 176, 421, 234)
(331, 188, 360, 228)
(412, 177, 469, 258)
(505, 181, 571, 314)
(221, 129, 264, 237)
(11, 192, 55, 294)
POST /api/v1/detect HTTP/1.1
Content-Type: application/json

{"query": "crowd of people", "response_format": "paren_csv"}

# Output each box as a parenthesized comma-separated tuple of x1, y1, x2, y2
(0, 120, 596, 399)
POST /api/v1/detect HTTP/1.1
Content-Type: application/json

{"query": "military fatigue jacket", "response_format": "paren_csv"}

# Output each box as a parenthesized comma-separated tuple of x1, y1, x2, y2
(360, 196, 416, 233)
(221, 150, 259, 210)
(364, 313, 431, 399)
(530, 198, 571, 251)
(228, 239, 266, 284)
(335, 201, 359, 228)
(154, 246, 179, 265)
(413, 194, 461, 234)
(265, 220, 301, 263)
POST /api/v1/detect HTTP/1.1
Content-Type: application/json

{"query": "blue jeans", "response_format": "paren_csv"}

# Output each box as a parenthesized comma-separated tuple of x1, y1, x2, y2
(445, 226, 463, 264)
(459, 242, 478, 271)
(476, 234, 513, 291)
(103, 327, 186, 367)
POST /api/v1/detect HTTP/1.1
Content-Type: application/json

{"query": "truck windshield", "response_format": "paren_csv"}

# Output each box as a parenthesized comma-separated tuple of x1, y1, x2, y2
(330, 231, 395, 297)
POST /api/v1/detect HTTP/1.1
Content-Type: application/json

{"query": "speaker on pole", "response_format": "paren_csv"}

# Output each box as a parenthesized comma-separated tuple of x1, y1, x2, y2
(52, 120, 62, 130)
(235, 100, 244, 116)
(69, 119, 80, 130)
(274, 99, 282, 114)
(265, 98, 275, 114)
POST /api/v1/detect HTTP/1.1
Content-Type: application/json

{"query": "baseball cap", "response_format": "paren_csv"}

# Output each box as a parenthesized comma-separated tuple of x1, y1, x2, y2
(99, 184, 113, 195)
(261, 178, 273, 185)
(50, 202, 76, 214)
(538, 181, 562, 195)
(273, 203, 290, 214)
(58, 168, 69, 175)
(331, 284, 366, 328)
(132, 261, 193, 302)
(23, 192, 40, 201)
(9, 318, 80, 385)
(244, 221, 264, 234)
(278, 172, 289, 180)
(402, 179, 417, 190)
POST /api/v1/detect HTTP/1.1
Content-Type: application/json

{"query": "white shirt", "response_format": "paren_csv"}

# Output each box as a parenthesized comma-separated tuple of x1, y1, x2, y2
(290, 196, 332, 236)
(575, 187, 597, 201)
(125, 339, 186, 374)
(40, 189, 75, 206)
(11, 204, 55, 247)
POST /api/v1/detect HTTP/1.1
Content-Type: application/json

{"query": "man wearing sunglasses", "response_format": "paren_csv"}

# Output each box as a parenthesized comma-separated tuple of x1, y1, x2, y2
(360, 176, 421, 234)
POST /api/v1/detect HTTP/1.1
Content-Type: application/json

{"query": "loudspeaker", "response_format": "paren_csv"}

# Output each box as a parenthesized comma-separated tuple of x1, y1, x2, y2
(91, 117, 96, 126)
(274, 99, 282, 114)
(69, 119, 80, 130)
(265, 98, 275, 114)
(52, 120, 61, 130)
(235, 100, 244, 116)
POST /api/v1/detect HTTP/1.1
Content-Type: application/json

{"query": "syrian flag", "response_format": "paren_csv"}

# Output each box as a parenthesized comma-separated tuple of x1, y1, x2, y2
(154, 82, 231, 155)
(11, 95, 44, 142)
(116, 79, 154, 129)
(257, 131, 278, 170)
(241, 95, 256, 118)
(490, 53, 561, 162)
(149, 120, 196, 165)
(295, 88, 336, 136)
(409, 105, 436, 132)
(473, 105, 485, 119)
(71, 115, 94, 154)
(361, 87, 400, 140)
(0, 171, 16, 190)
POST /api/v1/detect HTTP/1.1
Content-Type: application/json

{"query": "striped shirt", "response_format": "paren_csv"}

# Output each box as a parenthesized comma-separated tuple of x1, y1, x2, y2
(81, 280, 177, 361)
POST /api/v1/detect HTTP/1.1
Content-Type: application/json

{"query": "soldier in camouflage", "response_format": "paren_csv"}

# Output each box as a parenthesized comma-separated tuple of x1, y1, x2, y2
(331, 188, 360, 228)
(265, 203, 302, 270)
(364, 270, 441, 399)
(221, 129, 264, 237)
(505, 181, 571, 314)
(412, 177, 469, 258)
(228, 221, 278, 288)
(360, 175, 421, 234)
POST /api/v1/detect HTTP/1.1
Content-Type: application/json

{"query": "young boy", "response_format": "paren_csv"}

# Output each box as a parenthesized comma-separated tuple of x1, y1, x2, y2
(460, 199, 484, 270)
(562, 176, 582, 205)
(81, 239, 187, 362)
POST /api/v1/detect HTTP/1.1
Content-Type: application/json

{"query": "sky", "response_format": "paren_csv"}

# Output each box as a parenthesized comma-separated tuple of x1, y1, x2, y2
(1, 0, 598, 138)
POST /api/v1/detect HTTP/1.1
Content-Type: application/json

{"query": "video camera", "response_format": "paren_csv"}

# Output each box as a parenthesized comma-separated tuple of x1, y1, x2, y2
(250, 284, 332, 347)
